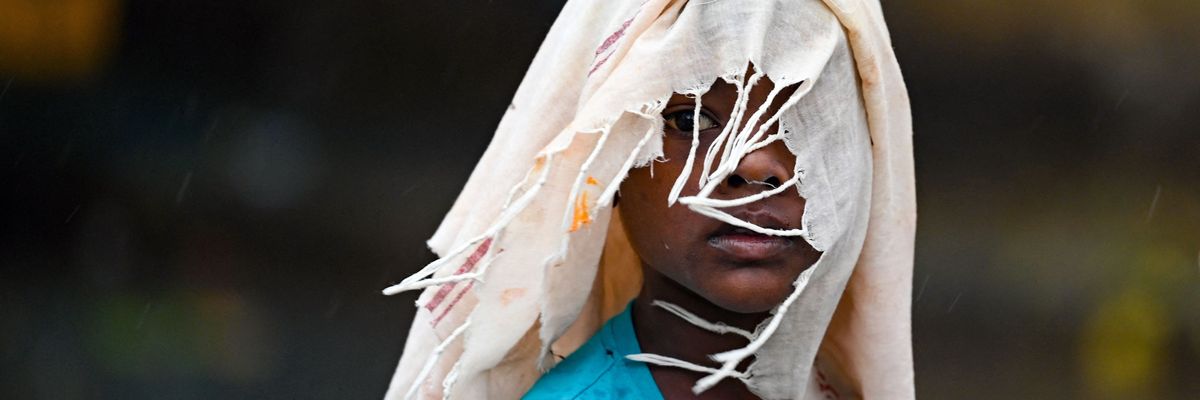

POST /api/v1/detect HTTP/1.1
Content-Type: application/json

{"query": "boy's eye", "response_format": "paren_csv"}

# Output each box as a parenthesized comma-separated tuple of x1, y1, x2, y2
(663, 109, 718, 133)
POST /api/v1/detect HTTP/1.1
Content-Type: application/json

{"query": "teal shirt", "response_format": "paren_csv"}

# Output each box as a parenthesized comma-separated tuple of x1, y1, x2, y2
(523, 304, 664, 400)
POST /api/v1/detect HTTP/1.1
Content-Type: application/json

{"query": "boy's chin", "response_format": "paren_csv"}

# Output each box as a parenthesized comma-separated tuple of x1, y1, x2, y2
(708, 297, 784, 314)
(698, 273, 797, 314)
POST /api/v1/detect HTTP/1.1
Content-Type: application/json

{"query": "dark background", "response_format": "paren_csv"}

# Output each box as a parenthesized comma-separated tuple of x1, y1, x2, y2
(1, 0, 1197, 398)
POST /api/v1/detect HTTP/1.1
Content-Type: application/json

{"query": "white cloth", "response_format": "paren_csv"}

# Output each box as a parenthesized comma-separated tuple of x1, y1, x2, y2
(383, 0, 915, 398)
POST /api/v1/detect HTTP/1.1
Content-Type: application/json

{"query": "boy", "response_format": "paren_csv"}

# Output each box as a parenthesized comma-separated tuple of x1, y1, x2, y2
(385, 0, 915, 398)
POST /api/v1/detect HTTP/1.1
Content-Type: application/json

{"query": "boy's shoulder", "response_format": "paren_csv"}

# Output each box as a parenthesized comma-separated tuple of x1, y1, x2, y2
(522, 307, 664, 400)
(522, 329, 618, 399)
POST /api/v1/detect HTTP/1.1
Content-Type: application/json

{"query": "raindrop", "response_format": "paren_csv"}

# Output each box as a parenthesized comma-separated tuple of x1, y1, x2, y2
(175, 171, 193, 204)
(63, 204, 81, 224)
(914, 274, 930, 303)
(1145, 184, 1161, 223)
(946, 291, 962, 313)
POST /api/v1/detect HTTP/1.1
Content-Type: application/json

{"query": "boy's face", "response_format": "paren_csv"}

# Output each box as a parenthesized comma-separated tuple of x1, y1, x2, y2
(618, 77, 820, 314)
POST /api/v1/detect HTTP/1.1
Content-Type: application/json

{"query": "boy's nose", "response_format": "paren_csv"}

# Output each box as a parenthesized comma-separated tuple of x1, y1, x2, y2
(720, 141, 793, 195)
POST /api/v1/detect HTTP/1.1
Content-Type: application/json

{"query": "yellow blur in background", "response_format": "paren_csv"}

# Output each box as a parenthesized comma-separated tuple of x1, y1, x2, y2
(0, 0, 121, 80)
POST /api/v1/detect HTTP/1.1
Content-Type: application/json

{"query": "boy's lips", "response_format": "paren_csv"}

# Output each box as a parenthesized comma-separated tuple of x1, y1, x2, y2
(706, 212, 795, 262)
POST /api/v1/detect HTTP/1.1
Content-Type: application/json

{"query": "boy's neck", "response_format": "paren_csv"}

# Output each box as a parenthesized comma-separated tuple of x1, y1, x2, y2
(631, 268, 766, 400)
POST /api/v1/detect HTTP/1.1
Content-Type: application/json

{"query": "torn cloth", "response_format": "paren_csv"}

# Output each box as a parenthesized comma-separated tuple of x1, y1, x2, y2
(383, 0, 915, 399)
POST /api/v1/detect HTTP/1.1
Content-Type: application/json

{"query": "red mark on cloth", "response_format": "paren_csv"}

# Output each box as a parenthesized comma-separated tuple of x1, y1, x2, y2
(588, 53, 615, 76)
(431, 281, 473, 327)
(429, 249, 512, 327)
(588, 17, 634, 76)
(425, 237, 493, 312)
(595, 18, 633, 56)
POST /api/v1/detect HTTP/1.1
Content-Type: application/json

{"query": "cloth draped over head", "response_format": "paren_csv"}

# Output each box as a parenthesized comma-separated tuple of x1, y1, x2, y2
(383, 0, 915, 399)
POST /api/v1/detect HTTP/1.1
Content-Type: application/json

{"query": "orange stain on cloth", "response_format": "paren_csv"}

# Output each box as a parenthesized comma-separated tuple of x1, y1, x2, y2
(570, 177, 602, 232)
(570, 191, 592, 232)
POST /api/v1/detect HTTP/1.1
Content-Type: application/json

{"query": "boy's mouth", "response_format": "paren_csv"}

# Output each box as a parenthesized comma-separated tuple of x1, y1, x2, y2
(707, 220, 795, 262)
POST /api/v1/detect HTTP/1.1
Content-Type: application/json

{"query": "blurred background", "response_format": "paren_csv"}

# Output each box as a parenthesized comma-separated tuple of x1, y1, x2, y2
(0, 0, 1196, 398)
